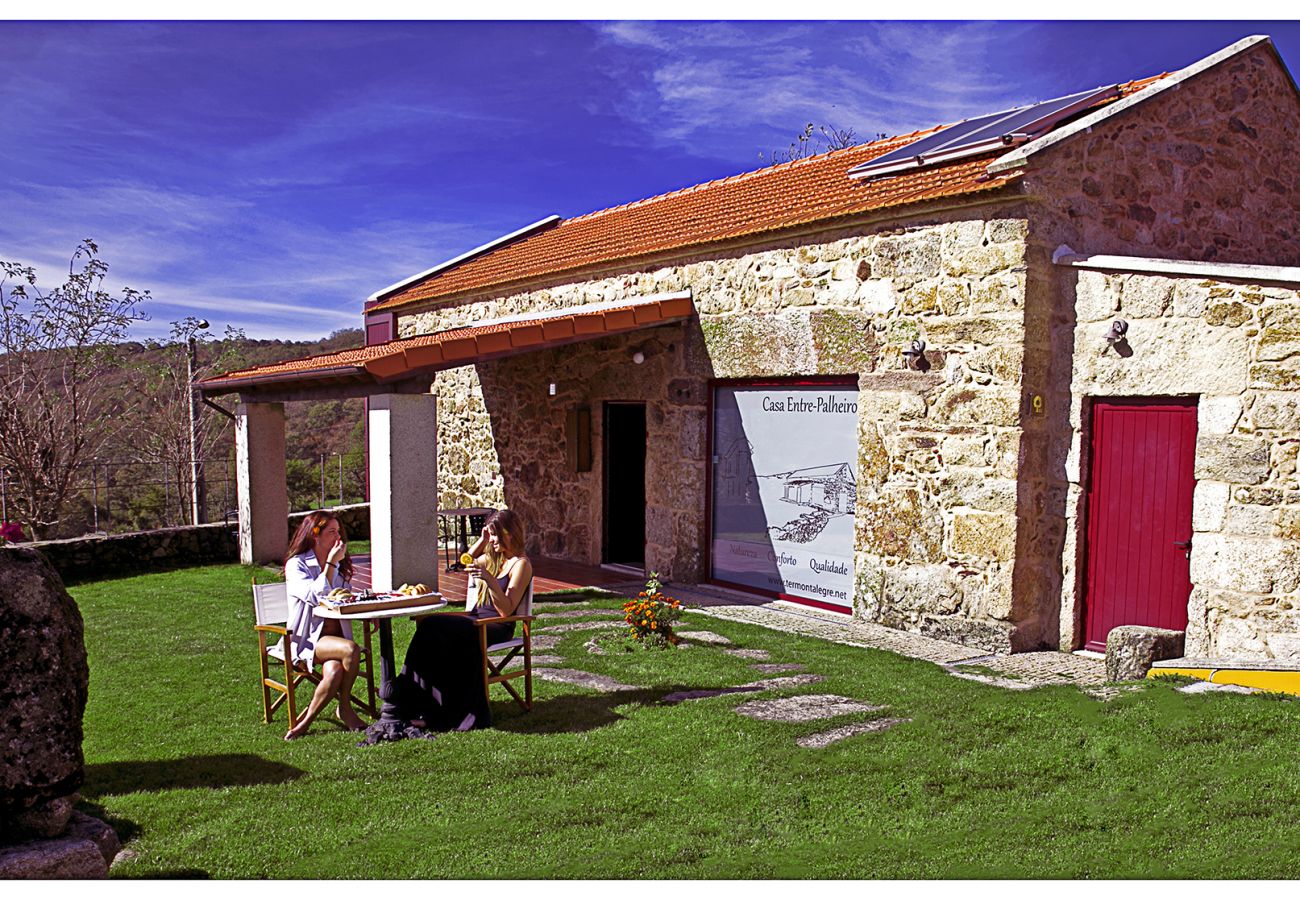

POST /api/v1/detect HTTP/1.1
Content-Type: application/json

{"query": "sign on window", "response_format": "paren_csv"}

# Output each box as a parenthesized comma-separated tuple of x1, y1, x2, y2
(710, 382, 858, 610)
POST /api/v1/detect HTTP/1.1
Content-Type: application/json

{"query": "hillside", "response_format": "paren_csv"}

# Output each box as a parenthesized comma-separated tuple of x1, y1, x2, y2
(50, 328, 371, 538)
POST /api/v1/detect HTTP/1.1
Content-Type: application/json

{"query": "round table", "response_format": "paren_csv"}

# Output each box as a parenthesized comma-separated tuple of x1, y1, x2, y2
(317, 597, 446, 744)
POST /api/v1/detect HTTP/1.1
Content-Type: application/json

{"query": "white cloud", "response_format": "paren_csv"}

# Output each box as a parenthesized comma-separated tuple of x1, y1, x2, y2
(0, 177, 486, 341)
(591, 20, 1057, 162)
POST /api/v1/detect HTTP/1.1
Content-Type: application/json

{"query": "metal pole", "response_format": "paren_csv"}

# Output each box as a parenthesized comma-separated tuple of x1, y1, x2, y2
(319, 453, 326, 508)
(92, 458, 99, 533)
(1, 466, 7, 522)
(338, 454, 343, 504)
(187, 333, 207, 525)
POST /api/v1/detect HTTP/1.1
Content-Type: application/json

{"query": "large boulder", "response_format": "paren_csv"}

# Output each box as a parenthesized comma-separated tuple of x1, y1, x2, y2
(0, 813, 118, 879)
(1106, 625, 1186, 682)
(0, 547, 89, 842)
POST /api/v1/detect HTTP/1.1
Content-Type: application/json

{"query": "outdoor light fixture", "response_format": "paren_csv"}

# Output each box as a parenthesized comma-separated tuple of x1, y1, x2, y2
(548, 382, 557, 396)
(631, 350, 646, 365)
(902, 339, 928, 371)
(1104, 319, 1129, 345)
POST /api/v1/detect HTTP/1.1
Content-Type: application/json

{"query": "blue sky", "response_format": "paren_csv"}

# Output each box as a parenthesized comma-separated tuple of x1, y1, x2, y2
(3, 17, 1299, 342)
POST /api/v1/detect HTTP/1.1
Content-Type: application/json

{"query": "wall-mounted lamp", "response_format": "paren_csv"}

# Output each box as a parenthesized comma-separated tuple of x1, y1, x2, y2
(548, 382, 557, 396)
(629, 338, 673, 365)
(1103, 319, 1131, 356)
(901, 338, 929, 371)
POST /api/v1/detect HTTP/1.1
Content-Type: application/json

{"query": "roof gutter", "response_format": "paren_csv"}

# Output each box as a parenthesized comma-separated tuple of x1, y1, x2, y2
(366, 215, 562, 306)
(988, 34, 1275, 175)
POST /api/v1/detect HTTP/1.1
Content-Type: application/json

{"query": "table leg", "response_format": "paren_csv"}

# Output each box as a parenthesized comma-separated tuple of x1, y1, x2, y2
(358, 619, 433, 745)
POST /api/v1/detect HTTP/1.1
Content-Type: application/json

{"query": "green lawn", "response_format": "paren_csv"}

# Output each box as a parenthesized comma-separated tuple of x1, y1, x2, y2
(70, 563, 1300, 879)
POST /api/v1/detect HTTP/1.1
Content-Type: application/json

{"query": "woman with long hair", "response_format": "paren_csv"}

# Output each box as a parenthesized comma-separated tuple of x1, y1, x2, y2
(394, 508, 533, 732)
(282, 510, 368, 740)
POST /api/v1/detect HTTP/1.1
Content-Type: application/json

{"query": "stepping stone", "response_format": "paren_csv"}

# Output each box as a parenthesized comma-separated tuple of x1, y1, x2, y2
(530, 654, 564, 666)
(535, 608, 623, 619)
(677, 630, 733, 646)
(662, 673, 823, 704)
(534, 668, 638, 693)
(734, 694, 883, 722)
(747, 674, 823, 691)
(724, 648, 770, 660)
(531, 634, 562, 651)
(1178, 681, 1258, 695)
(797, 717, 910, 748)
(535, 620, 625, 634)
(754, 658, 800, 671)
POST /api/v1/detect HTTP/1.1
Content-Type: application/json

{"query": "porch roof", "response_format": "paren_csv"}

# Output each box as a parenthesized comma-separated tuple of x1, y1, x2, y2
(198, 292, 695, 402)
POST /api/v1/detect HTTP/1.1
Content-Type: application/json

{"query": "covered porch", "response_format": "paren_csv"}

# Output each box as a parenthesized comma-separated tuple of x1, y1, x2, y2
(197, 293, 694, 593)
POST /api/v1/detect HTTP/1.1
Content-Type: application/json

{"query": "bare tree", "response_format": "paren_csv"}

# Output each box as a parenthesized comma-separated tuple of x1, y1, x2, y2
(131, 317, 245, 526)
(0, 241, 149, 538)
(760, 123, 860, 164)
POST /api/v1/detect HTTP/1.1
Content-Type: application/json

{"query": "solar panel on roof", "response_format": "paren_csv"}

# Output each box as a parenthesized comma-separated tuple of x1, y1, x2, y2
(847, 85, 1118, 181)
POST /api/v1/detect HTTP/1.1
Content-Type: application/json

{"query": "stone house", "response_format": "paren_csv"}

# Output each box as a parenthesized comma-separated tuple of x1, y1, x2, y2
(202, 35, 1300, 661)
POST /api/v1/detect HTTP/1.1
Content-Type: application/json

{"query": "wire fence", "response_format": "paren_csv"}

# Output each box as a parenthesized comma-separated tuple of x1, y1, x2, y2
(0, 453, 366, 540)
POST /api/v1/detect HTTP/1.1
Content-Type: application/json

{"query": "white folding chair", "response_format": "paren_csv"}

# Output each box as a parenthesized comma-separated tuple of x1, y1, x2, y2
(251, 580, 377, 726)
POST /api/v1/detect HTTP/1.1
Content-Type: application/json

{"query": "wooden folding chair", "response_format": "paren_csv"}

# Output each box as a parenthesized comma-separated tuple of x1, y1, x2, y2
(251, 580, 379, 726)
(472, 580, 534, 711)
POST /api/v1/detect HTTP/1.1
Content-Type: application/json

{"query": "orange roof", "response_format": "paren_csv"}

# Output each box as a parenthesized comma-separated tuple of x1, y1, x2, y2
(369, 75, 1167, 315)
(199, 294, 694, 397)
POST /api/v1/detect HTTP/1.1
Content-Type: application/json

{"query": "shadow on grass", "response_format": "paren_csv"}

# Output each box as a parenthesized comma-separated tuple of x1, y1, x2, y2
(490, 685, 717, 735)
(83, 753, 307, 799)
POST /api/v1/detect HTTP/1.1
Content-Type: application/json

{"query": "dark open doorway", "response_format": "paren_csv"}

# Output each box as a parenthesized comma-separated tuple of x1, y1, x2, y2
(602, 402, 646, 570)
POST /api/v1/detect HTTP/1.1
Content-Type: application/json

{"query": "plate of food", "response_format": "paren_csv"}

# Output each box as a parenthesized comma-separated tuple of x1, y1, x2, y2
(318, 585, 442, 613)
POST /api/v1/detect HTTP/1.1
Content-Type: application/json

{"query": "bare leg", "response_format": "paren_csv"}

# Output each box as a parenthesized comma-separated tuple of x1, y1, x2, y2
(285, 659, 344, 740)
(315, 635, 366, 730)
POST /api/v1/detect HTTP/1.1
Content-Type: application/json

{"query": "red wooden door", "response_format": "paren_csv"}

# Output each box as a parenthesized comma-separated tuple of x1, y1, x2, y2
(1083, 399, 1197, 651)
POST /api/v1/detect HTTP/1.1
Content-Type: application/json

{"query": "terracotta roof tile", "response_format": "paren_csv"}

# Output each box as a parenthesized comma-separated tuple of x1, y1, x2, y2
(200, 295, 694, 394)
(368, 73, 1169, 315)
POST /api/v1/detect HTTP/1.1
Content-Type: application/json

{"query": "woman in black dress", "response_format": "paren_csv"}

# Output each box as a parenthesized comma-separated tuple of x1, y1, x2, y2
(395, 508, 533, 731)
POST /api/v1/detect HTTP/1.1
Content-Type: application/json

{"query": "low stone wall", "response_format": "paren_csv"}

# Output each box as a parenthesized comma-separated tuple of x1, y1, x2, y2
(25, 503, 369, 583)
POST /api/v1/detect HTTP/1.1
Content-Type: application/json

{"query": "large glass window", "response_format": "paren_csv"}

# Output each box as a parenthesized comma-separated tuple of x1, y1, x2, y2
(709, 380, 858, 611)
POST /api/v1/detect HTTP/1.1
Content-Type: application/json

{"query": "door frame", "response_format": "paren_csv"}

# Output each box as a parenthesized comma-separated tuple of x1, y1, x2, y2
(1079, 394, 1198, 651)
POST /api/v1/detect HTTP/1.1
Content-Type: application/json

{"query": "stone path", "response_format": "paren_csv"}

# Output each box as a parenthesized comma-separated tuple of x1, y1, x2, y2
(663, 674, 823, 704)
(797, 718, 911, 749)
(670, 583, 1109, 690)
(734, 694, 883, 722)
(533, 668, 639, 693)
(518, 581, 1123, 748)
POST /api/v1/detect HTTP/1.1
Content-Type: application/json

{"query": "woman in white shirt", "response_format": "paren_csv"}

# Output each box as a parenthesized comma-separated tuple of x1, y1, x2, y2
(283, 511, 368, 740)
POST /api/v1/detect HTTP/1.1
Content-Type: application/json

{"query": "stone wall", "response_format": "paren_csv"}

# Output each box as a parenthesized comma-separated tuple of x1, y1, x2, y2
(27, 504, 369, 582)
(1064, 269, 1300, 660)
(400, 207, 1038, 649)
(1018, 40, 1300, 657)
(1024, 41, 1300, 268)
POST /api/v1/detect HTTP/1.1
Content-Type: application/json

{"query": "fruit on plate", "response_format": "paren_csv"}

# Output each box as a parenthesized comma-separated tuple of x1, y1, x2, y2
(394, 583, 432, 597)
(327, 588, 351, 599)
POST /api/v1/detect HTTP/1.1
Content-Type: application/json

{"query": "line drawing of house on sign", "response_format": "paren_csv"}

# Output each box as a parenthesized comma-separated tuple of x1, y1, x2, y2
(772, 462, 856, 514)
(763, 462, 857, 543)
(716, 438, 758, 503)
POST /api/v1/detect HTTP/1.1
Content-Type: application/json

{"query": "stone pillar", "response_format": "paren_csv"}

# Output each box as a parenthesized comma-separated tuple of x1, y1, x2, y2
(236, 402, 288, 566)
(367, 393, 438, 593)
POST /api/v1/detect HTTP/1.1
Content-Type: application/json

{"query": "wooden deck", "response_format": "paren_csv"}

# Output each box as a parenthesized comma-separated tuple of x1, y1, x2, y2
(350, 554, 637, 603)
